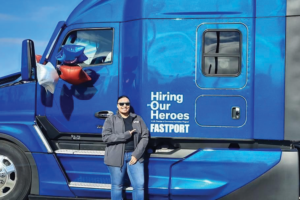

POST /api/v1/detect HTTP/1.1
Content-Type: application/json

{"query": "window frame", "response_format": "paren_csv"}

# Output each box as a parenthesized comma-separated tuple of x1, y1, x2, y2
(202, 29, 242, 77)
(58, 28, 115, 67)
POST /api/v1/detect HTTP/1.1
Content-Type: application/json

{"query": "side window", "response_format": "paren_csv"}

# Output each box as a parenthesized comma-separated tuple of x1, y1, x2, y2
(202, 30, 241, 76)
(61, 29, 113, 67)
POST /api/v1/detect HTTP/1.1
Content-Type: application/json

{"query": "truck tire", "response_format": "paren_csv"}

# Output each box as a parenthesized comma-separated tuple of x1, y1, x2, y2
(0, 141, 31, 200)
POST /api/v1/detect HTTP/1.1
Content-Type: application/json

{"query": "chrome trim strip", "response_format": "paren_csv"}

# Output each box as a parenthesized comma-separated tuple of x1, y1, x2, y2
(33, 125, 53, 153)
(55, 149, 105, 155)
(194, 95, 248, 128)
(150, 149, 197, 158)
(69, 182, 133, 190)
(74, 150, 105, 155)
(55, 149, 77, 154)
(155, 149, 174, 153)
(195, 22, 249, 90)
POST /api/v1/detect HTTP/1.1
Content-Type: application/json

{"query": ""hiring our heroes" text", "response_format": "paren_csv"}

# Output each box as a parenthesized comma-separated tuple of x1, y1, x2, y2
(149, 92, 190, 133)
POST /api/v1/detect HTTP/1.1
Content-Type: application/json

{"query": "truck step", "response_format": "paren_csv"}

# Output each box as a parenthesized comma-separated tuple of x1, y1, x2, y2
(55, 149, 105, 155)
(69, 182, 133, 190)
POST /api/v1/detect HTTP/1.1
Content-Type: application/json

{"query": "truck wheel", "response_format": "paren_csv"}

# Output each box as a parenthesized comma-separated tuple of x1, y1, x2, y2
(0, 141, 31, 200)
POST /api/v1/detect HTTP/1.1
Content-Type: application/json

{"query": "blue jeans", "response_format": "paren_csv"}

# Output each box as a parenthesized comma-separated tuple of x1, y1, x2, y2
(107, 152, 144, 200)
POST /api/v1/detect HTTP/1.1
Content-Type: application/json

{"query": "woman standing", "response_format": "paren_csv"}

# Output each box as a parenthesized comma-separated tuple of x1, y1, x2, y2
(102, 95, 149, 200)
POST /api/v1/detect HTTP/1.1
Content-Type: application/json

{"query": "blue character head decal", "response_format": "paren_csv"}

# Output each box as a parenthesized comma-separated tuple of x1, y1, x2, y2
(56, 45, 88, 65)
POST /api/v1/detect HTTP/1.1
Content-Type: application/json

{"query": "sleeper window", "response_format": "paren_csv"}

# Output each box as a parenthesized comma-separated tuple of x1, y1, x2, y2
(61, 29, 113, 67)
(202, 30, 241, 76)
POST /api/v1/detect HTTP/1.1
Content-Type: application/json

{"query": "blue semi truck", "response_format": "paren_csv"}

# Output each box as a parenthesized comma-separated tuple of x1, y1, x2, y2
(0, 0, 300, 199)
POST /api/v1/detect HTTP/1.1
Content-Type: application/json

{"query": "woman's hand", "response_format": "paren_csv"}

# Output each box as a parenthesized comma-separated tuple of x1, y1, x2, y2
(129, 129, 136, 135)
(129, 156, 137, 165)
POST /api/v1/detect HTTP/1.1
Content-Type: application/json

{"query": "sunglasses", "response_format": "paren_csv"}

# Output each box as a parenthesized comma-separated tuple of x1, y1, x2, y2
(118, 102, 130, 106)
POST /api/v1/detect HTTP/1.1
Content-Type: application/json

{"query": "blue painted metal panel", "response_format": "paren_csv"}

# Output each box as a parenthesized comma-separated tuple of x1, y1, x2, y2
(0, 83, 48, 152)
(32, 153, 74, 197)
(70, 187, 167, 200)
(56, 149, 282, 199)
(66, 0, 257, 25)
(0, 83, 35, 122)
(254, 17, 286, 140)
(119, 20, 143, 112)
(57, 154, 110, 183)
(44, 23, 119, 133)
(55, 154, 112, 197)
(36, 84, 46, 116)
(146, 158, 179, 196)
(64, 163, 127, 198)
(256, 0, 286, 17)
(120, 18, 254, 139)
(170, 149, 281, 199)
(195, 96, 246, 127)
(0, 125, 47, 152)
(70, 187, 112, 199)
(56, 154, 175, 197)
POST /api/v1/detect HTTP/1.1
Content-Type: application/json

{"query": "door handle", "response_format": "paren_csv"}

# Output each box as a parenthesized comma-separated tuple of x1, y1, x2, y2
(232, 107, 240, 119)
(95, 111, 113, 119)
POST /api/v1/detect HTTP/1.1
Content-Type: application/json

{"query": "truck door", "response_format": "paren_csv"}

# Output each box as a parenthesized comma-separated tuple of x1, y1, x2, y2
(40, 23, 119, 198)
(46, 24, 118, 134)
(194, 23, 250, 135)
(140, 19, 252, 140)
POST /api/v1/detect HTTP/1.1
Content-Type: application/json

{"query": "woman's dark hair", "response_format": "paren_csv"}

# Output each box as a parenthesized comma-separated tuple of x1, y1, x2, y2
(117, 95, 130, 103)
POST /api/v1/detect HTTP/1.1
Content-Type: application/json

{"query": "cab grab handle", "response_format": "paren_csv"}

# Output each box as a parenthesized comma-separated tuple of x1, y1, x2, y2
(95, 111, 113, 119)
